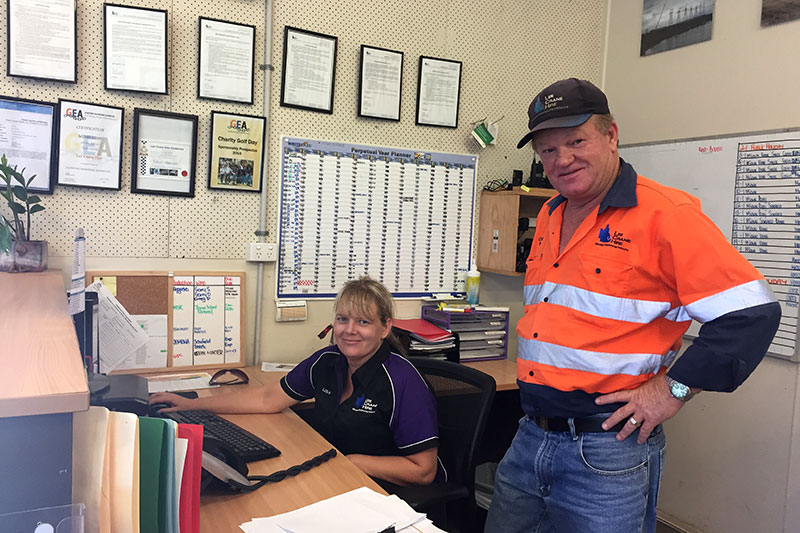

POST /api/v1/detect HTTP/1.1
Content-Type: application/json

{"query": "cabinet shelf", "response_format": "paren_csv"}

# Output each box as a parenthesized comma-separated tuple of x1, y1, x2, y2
(476, 187, 554, 276)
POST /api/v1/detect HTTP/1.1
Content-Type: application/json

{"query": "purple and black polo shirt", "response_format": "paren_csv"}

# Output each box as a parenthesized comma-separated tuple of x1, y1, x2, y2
(280, 339, 446, 482)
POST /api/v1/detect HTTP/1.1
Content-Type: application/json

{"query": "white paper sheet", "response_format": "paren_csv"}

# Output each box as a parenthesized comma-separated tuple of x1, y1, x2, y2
(114, 314, 168, 370)
(88, 280, 149, 372)
(240, 487, 427, 533)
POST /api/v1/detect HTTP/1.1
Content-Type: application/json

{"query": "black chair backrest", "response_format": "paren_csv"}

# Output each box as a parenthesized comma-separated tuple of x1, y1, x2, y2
(408, 357, 496, 490)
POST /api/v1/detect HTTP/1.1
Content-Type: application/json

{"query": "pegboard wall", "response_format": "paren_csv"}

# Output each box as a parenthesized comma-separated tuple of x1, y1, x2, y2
(0, 0, 606, 261)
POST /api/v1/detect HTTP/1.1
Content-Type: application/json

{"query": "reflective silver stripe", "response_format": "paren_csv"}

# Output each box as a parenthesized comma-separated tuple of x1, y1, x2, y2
(684, 279, 776, 323)
(518, 337, 663, 376)
(525, 281, 687, 324)
(662, 348, 680, 368)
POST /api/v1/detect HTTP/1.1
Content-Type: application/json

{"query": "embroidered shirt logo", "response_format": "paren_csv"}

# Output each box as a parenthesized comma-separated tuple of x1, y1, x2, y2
(321, 387, 332, 395)
(599, 225, 611, 242)
(596, 224, 631, 251)
(353, 394, 378, 413)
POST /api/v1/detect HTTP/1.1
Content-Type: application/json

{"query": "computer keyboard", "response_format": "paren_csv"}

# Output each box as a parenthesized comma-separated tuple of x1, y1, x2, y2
(163, 410, 281, 462)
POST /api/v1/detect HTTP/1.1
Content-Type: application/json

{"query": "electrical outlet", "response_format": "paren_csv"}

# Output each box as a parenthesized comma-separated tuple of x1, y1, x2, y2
(247, 242, 277, 262)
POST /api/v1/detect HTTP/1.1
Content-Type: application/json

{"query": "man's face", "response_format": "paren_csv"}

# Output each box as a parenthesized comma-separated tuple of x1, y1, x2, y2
(533, 117, 619, 204)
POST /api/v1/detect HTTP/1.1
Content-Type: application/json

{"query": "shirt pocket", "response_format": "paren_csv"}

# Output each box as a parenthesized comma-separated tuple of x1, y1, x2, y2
(577, 252, 633, 299)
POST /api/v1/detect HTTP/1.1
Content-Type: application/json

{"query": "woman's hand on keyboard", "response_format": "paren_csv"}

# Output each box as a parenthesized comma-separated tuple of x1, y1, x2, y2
(148, 392, 195, 412)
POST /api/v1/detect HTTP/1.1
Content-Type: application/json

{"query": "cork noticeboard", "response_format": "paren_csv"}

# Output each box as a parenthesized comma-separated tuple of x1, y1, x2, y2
(87, 271, 245, 373)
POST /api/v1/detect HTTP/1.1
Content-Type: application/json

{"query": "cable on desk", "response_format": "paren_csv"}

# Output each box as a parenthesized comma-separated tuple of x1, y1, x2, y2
(232, 448, 338, 491)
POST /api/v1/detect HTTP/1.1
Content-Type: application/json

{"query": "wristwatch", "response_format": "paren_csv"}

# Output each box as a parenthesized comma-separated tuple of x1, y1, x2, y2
(665, 375, 698, 402)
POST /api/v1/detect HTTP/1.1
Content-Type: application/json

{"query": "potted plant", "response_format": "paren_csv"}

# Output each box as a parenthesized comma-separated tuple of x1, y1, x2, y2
(0, 154, 47, 272)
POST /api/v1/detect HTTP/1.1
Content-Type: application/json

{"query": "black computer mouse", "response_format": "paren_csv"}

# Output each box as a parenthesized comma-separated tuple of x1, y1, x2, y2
(147, 402, 173, 417)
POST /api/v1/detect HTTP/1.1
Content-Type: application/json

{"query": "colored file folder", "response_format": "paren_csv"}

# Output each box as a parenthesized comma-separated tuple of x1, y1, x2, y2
(108, 411, 140, 533)
(177, 424, 203, 533)
(73, 406, 111, 533)
(139, 417, 169, 533)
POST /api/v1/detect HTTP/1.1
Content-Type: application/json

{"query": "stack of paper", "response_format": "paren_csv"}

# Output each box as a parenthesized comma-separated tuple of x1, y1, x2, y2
(393, 318, 456, 358)
(240, 487, 446, 533)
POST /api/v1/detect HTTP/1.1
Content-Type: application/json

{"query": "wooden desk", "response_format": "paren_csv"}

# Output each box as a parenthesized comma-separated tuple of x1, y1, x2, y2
(0, 271, 89, 417)
(463, 358, 518, 391)
(162, 368, 386, 532)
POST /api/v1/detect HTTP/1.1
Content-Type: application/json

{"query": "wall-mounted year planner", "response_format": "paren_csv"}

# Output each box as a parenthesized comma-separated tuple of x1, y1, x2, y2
(277, 137, 477, 298)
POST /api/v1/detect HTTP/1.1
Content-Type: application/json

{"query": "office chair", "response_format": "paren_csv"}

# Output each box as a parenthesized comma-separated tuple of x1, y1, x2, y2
(392, 357, 496, 532)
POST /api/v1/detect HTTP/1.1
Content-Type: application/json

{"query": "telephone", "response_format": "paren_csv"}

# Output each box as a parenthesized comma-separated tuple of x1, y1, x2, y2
(200, 435, 338, 493)
(201, 435, 267, 492)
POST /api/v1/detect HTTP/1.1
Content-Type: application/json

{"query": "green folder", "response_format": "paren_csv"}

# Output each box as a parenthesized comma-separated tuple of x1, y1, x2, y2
(139, 417, 170, 533)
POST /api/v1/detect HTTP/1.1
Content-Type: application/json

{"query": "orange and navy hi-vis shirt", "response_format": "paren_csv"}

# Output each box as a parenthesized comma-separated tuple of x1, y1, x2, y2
(518, 159, 780, 418)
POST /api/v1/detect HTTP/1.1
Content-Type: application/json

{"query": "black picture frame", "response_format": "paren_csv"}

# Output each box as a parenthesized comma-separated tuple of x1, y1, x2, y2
(103, 3, 168, 94)
(415, 56, 462, 129)
(280, 26, 338, 114)
(0, 95, 57, 194)
(56, 99, 125, 191)
(7, 0, 78, 83)
(197, 17, 256, 105)
(358, 45, 403, 122)
(131, 108, 198, 198)
(207, 111, 266, 193)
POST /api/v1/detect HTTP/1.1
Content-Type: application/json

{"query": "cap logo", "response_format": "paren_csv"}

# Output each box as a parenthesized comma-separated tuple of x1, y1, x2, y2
(542, 93, 563, 111)
(534, 97, 545, 114)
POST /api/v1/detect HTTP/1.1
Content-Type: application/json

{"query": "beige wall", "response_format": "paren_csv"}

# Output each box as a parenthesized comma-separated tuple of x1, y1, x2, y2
(0, 0, 606, 365)
(605, 1, 800, 532)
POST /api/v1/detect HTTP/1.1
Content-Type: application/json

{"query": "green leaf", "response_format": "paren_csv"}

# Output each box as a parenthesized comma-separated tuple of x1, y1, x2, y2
(0, 225, 11, 253)
(9, 203, 26, 214)
(27, 195, 41, 204)
(26, 175, 37, 187)
(12, 186, 27, 202)
(11, 170, 24, 186)
(29, 204, 45, 214)
(0, 154, 6, 166)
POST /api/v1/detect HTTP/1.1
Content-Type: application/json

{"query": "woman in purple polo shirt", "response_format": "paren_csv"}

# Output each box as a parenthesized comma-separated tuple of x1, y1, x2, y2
(150, 277, 443, 486)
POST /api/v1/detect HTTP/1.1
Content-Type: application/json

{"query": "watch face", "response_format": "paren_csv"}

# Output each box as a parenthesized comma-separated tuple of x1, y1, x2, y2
(670, 381, 690, 399)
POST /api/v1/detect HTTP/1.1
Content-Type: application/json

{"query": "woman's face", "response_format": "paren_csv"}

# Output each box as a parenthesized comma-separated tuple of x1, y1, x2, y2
(333, 302, 392, 365)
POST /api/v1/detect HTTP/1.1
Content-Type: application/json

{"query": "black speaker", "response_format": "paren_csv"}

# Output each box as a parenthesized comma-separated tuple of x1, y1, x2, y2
(511, 169, 523, 186)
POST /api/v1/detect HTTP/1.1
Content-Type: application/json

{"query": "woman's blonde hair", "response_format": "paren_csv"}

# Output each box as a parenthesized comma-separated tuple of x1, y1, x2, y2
(335, 276, 395, 324)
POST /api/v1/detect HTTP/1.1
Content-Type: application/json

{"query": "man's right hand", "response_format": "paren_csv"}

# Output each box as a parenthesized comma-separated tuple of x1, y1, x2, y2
(148, 391, 195, 412)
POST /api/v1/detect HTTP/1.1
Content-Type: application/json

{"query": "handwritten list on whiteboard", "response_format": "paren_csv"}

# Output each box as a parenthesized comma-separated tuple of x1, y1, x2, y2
(172, 275, 242, 366)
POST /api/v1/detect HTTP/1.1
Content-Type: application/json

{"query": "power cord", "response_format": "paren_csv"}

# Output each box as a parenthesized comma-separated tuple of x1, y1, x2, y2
(483, 179, 509, 192)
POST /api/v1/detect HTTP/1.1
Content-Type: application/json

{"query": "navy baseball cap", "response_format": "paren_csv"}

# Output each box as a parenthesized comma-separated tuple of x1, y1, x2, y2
(517, 78, 610, 149)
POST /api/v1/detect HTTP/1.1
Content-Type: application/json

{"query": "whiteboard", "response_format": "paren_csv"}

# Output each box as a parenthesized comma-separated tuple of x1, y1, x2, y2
(277, 137, 476, 298)
(620, 130, 800, 362)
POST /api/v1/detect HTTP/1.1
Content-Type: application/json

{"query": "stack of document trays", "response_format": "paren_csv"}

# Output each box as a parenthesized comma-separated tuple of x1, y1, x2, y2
(240, 486, 446, 533)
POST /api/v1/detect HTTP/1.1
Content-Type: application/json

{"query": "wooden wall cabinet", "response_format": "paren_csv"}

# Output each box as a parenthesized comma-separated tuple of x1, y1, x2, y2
(476, 187, 554, 276)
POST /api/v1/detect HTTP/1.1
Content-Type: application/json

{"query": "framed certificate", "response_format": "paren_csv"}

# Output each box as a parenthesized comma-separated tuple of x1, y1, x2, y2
(56, 100, 124, 190)
(280, 26, 338, 114)
(104, 4, 168, 94)
(131, 109, 198, 197)
(358, 45, 403, 121)
(208, 111, 265, 192)
(198, 18, 256, 104)
(0, 96, 56, 194)
(7, 0, 77, 83)
(416, 56, 462, 128)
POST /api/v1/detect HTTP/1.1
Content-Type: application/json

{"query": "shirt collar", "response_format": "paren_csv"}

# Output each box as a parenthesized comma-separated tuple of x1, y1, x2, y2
(350, 338, 392, 387)
(546, 158, 638, 215)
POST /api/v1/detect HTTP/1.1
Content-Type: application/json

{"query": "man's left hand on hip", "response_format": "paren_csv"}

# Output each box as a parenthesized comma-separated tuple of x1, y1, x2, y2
(595, 373, 684, 444)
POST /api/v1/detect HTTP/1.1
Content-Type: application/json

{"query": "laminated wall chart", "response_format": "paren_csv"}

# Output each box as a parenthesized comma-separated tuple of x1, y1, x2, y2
(278, 137, 477, 298)
(621, 129, 800, 362)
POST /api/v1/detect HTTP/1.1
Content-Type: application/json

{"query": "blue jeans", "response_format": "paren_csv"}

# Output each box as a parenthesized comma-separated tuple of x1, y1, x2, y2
(484, 415, 666, 533)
